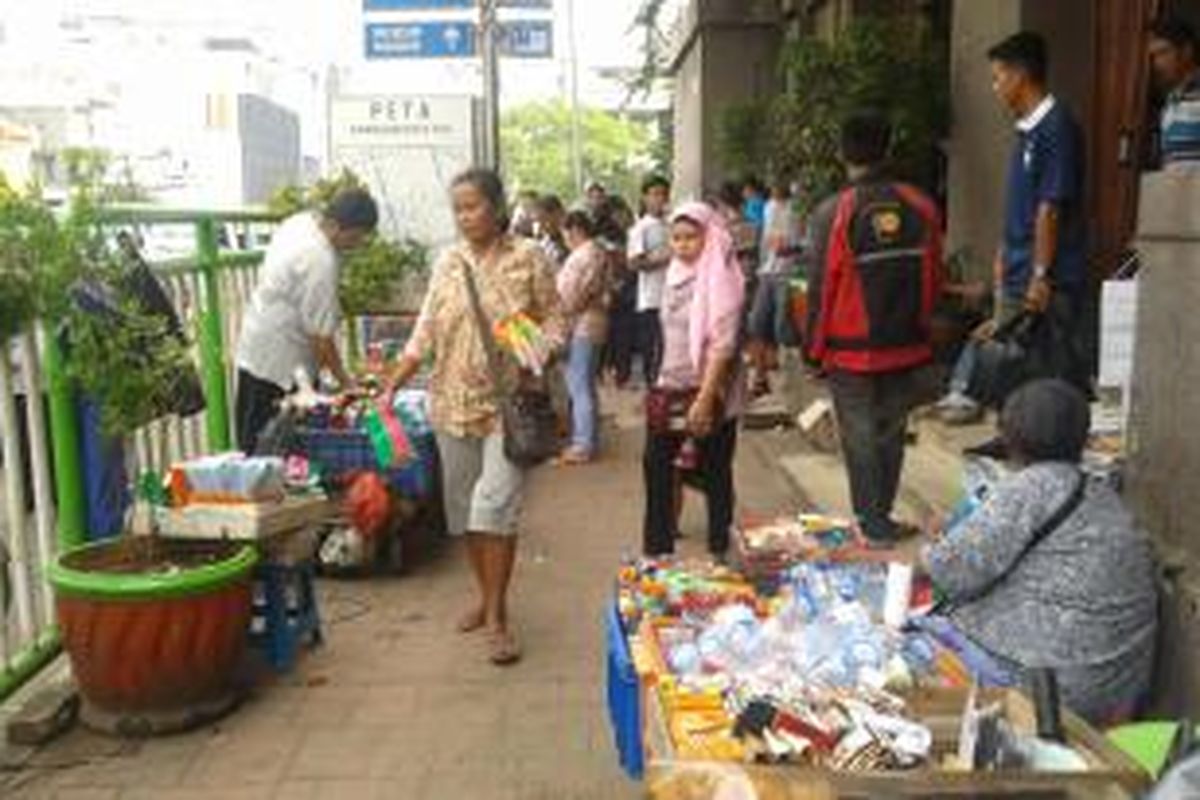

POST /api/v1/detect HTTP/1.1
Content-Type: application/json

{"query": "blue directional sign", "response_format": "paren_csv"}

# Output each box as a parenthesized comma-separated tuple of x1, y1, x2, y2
(500, 19, 553, 58)
(365, 21, 476, 59)
(364, 0, 471, 9)
(363, 0, 551, 9)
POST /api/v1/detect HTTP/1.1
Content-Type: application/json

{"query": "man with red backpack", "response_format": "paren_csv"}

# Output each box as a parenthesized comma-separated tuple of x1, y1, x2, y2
(805, 112, 944, 546)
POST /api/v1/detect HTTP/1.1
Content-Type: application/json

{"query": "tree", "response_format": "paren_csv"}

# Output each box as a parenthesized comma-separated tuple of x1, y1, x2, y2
(501, 101, 660, 203)
(717, 17, 949, 213)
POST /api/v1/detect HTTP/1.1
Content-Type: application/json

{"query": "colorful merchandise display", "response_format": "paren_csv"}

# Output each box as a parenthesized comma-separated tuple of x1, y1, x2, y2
(614, 556, 972, 773)
(493, 311, 553, 376)
(294, 388, 437, 498)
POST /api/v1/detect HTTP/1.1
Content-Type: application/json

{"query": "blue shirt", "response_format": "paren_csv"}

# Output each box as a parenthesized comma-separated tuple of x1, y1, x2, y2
(1002, 97, 1087, 298)
(743, 195, 766, 232)
(1162, 72, 1200, 167)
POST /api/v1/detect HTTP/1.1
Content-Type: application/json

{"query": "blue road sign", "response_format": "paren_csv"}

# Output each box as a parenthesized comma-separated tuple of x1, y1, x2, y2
(365, 21, 476, 59)
(500, 19, 553, 58)
(364, 0, 471, 9)
(363, 0, 551, 9)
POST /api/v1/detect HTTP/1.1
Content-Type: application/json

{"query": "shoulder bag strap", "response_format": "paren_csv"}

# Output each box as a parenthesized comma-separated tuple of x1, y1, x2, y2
(459, 254, 510, 400)
(934, 471, 1088, 612)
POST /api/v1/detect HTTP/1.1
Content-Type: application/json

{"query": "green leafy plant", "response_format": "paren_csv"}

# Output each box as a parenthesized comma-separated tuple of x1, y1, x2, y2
(716, 101, 772, 180)
(501, 100, 659, 201)
(0, 178, 194, 435)
(718, 17, 949, 212)
(268, 169, 429, 316)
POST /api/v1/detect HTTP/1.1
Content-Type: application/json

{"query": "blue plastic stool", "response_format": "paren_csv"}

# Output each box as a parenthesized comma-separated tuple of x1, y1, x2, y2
(250, 560, 323, 672)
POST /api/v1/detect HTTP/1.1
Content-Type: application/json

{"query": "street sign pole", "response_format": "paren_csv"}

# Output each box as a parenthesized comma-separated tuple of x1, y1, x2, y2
(566, 0, 582, 197)
(479, 0, 502, 170)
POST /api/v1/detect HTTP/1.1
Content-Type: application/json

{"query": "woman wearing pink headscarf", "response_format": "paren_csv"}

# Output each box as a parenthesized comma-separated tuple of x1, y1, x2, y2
(643, 201, 747, 558)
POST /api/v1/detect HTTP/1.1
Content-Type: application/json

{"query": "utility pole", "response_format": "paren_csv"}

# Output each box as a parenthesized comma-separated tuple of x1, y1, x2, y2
(480, 0, 502, 170)
(566, 0, 583, 197)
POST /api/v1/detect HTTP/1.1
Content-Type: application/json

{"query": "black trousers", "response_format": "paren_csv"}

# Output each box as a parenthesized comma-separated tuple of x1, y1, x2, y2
(635, 310, 664, 386)
(235, 369, 286, 455)
(604, 285, 638, 385)
(643, 419, 737, 557)
(827, 368, 919, 542)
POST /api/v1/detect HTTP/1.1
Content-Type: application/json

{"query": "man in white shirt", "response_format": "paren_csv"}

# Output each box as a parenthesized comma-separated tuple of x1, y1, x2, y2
(235, 188, 378, 453)
(626, 175, 672, 386)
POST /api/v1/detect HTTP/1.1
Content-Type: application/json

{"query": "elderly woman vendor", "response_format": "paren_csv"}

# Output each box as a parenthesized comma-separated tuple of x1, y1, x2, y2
(919, 379, 1157, 723)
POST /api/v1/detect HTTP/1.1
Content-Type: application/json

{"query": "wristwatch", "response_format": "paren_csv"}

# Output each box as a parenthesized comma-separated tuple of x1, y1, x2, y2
(1033, 264, 1051, 281)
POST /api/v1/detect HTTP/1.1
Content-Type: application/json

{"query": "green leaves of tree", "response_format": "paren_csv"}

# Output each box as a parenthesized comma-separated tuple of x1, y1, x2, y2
(501, 100, 659, 202)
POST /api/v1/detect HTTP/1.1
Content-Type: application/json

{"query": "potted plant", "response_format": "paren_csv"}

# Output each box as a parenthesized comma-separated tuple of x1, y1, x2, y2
(2, 179, 260, 733)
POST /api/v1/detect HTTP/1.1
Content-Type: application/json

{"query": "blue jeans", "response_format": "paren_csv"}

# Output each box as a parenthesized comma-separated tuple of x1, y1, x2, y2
(565, 335, 600, 454)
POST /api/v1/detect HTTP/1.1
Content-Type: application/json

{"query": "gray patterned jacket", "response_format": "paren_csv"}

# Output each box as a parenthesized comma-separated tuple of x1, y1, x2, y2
(924, 462, 1158, 722)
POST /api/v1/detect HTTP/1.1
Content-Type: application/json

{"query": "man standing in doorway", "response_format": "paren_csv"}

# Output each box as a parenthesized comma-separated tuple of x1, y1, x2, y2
(1150, 17, 1200, 170)
(806, 112, 943, 546)
(940, 31, 1088, 424)
(627, 175, 672, 387)
(235, 188, 379, 454)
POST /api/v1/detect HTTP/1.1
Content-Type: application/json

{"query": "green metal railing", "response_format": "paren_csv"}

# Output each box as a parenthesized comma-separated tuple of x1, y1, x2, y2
(0, 206, 279, 702)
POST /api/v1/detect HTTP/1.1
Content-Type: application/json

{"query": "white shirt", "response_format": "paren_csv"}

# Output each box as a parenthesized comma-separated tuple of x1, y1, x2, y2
(759, 198, 801, 275)
(236, 212, 340, 390)
(627, 214, 670, 312)
(1016, 94, 1056, 133)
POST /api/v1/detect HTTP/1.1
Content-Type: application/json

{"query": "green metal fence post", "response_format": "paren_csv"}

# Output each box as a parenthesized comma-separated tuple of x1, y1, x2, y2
(196, 218, 233, 452)
(43, 327, 86, 551)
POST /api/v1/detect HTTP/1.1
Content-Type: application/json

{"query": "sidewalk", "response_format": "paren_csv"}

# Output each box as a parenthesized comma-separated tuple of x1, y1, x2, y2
(2, 390, 799, 800)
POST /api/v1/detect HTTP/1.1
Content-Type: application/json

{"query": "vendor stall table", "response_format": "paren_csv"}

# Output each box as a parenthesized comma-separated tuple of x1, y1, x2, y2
(154, 493, 334, 672)
(641, 687, 1147, 799)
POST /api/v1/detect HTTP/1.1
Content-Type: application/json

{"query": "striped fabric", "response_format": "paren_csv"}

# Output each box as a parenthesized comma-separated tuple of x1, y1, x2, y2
(1162, 73, 1200, 167)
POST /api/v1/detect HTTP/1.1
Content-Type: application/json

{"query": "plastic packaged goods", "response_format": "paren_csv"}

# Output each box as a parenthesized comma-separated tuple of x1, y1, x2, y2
(170, 453, 286, 505)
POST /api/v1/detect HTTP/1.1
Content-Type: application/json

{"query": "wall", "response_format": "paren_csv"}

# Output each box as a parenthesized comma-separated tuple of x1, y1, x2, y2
(672, 35, 706, 201)
(944, 0, 1020, 277)
(1128, 172, 1200, 715)
(668, 0, 782, 200)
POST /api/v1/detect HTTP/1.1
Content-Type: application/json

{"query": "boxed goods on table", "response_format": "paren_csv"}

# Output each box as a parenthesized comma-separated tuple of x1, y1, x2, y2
(734, 514, 857, 581)
(608, 558, 1147, 798)
(293, 388, 437, 498)
(168, 454, 286, 505)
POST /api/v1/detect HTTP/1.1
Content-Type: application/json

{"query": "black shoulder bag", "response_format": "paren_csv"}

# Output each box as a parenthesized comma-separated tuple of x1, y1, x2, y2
(461, 257, 559, 468)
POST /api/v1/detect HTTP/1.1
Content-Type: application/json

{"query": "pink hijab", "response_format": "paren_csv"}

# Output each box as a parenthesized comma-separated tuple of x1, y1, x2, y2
(667, 202, 746, 371)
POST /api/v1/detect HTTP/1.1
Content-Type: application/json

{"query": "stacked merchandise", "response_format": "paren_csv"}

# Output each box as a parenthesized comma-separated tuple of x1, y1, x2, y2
(615, 558, 971, 771)
(293, 387, 437, 499)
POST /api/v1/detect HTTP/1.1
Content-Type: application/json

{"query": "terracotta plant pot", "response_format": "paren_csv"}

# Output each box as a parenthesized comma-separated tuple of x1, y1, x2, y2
(48, 537, 257, 728)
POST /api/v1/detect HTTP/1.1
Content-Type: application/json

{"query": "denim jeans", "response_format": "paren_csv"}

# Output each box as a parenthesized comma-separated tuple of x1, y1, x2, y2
(565, 335, 600, 454)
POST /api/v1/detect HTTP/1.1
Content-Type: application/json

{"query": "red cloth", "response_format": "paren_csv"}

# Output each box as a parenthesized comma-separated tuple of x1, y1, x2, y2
(345, 472, 391, 537)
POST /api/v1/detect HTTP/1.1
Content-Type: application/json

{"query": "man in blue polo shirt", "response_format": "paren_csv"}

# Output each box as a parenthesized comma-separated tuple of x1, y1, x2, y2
(940, 31, 1087, 424)
(1150, 17, 1200, 169)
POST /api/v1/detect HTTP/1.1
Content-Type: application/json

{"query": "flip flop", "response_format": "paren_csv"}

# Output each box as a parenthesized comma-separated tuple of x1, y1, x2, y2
(456, 608, 486, 634)
(489, 630, 522, 666)
(555, 449, 594, 466)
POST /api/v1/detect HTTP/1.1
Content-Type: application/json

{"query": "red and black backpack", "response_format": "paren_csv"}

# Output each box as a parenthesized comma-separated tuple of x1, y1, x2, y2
(811, 182, 942, 368)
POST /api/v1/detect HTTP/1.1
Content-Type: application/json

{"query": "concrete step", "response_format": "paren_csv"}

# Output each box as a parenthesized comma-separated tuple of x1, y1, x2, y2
(774, 414, 979, 528)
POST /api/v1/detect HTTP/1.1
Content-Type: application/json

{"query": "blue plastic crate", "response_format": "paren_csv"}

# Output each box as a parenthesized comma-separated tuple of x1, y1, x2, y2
(606, 601, 644, 779)
(298, 427, 436, 499)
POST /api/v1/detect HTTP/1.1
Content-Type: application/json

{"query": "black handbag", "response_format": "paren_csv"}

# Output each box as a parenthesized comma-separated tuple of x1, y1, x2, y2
(461, 257, 559, 468)
(968, 311, 1060, 410)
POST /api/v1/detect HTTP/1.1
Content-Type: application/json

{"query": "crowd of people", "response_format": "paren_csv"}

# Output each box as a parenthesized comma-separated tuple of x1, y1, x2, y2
(224, 22, 1200, 720)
